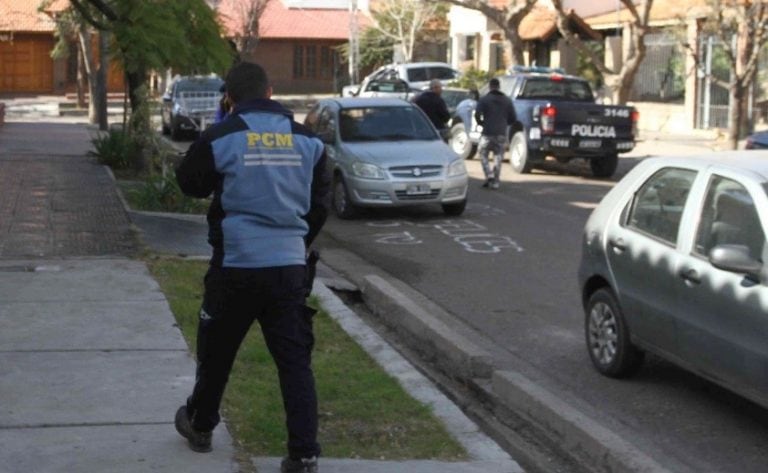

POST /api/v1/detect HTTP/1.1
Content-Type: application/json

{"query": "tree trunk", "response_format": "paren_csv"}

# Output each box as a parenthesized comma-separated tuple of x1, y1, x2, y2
(125, 67, 150, 171)
(614, 24, 646, 104)
(506, 27, 525, 67)
(76, 47, 87, 109)
(77, 27, 97, 123)
(94, 31, 108, 131)
(728, 84, 745, 150)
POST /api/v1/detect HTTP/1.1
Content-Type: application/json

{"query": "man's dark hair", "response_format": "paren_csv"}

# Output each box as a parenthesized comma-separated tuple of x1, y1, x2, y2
(489, 78, 500, 89)
(225, 62, 269, 103)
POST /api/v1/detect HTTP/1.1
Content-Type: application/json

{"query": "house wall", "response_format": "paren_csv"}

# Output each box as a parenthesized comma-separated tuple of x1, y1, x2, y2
(448, 6, 494, 71)
(253, 39, 346, 94)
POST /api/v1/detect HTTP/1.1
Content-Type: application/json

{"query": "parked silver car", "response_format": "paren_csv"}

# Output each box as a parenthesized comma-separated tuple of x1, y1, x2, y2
(304, 97, 468, 218)
(579, 152, 768, 407)
(161, 75, 223, 140)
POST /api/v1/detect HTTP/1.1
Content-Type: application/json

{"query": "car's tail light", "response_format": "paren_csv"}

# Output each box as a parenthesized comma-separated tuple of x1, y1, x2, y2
(631, 110, 639, 138)
(542, 105, 556, 134)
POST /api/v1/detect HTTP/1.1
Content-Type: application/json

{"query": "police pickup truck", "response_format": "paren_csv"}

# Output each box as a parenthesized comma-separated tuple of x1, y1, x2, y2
(449, 67, 637, 178)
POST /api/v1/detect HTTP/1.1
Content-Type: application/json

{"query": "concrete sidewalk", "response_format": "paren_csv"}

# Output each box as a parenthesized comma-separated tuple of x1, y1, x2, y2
(0, 119, 520, 472)
(0, 258, 239, 473)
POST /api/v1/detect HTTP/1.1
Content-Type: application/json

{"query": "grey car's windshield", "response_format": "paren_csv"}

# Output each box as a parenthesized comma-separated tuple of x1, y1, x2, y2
(176, 79, 223, 94)
(339, 106, 438, 142)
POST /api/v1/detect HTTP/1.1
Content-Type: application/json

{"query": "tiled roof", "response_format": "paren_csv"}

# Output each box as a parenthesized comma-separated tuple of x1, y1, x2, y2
(0, 0, 56, 32)
(218, 0, 370, 40)
(517, 7, 599, 41)
(518, 7, 559, 41)
(585, 0, 710, 27)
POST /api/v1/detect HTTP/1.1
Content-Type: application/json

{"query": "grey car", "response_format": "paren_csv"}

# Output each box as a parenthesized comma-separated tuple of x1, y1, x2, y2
(579, 152, 768, 408)
(304, 97, 468, 218)
(161, 75, 223, 140)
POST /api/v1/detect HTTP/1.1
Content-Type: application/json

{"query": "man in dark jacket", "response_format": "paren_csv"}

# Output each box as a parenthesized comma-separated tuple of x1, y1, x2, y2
(174, 61, 330, 473)
(414, 79, 450, 134)
(475, 78, 516, 189)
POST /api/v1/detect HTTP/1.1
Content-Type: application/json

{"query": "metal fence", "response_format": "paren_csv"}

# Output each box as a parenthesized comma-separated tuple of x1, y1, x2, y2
(629, 33, 686, 103)
(696, 35, 732, 129)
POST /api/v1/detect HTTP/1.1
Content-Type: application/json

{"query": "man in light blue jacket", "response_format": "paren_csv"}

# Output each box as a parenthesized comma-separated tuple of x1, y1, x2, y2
(174, 61, 330, 473)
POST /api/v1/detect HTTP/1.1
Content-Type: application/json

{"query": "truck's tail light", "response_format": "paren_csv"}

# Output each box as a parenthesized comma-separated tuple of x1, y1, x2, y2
(631, 110, 639, 138)
(542, 105, 556, 134)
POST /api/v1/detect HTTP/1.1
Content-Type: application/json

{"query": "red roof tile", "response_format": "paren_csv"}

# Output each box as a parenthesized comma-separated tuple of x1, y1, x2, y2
(218, 0, 370, 40)
(518, 7, 559, 41)
(585, 0, 710, 26)
(0, 0, 56, 32)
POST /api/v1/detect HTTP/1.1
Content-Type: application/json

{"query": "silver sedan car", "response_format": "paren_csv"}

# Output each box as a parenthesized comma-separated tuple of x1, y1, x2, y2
(304, 97, 468, 218)
(579, 152, 768, 408)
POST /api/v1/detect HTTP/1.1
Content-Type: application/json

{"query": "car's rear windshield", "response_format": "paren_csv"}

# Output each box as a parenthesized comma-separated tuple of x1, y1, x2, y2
(518, 78, 594, 101)
(339, 106, 438, 142)
(406, 67, 457, 82)
(176, 78, 223, 93)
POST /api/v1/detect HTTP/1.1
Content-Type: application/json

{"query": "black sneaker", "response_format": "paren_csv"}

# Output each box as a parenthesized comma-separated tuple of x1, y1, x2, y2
(174, 405, 212, 453)
(481, 179, 491, 188)
(281, 456, 318, 473)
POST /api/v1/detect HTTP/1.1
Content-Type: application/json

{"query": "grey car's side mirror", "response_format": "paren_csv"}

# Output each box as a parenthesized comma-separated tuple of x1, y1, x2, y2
(318, 130, 335, 144)
(709, 244, 763, 279)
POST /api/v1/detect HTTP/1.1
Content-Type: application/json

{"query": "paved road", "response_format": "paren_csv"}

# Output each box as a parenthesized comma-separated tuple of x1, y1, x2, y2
(315, 148, 768, 473)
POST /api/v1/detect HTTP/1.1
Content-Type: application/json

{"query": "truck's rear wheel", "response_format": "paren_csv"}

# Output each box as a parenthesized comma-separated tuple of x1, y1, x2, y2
(509, 131, 533, 174)
(449, 123, 476, 160)
(590, 154, 618, 178)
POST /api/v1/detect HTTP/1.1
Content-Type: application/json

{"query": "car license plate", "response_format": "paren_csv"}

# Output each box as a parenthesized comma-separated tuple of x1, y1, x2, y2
(579, 139, 602, 149)
(406, 184, 431, 195)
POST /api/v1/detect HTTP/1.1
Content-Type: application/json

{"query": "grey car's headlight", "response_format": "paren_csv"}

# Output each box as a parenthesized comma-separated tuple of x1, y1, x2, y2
(173, 103, 188, 116)
(447, 159, 467, 177)
(352, 162, 386, 179)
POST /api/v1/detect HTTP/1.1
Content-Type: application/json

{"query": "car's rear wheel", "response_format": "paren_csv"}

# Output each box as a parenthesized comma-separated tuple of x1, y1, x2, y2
(590, 154, 618, 178)
(509, 131, 533, 174)
(333, 177, 358, 219)
(441, 199, 466, 216)
(449, 123, 476, 160)
(585, 288, 644, 378)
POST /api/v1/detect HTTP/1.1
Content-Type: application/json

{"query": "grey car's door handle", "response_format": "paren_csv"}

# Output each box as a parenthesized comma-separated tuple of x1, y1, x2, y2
(679, 268, 701, 284)
(609, 238, 626, 253)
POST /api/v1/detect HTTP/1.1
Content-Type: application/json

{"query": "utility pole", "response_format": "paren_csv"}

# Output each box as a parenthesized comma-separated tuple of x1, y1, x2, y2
(349, 0, 359, 84)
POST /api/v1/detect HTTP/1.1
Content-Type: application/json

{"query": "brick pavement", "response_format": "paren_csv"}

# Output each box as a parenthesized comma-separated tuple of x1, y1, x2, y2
(0, 122, 137, 259)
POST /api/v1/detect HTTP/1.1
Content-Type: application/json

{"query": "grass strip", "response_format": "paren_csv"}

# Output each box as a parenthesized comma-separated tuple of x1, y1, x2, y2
(148, 257, 467, 460)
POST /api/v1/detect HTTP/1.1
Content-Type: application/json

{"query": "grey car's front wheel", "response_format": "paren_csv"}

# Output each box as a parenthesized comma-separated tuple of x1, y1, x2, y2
(585, 288, 644, 378)
(333, 177, 358, 219)
(449, 124, 476, 160)
(509, 131, 533, 174)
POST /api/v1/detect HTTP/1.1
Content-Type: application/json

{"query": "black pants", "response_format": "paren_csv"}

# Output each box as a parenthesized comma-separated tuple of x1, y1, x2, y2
(186, 264, 320, 459)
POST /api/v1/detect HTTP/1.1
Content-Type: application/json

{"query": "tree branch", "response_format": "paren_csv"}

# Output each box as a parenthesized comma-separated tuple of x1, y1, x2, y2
(68, 0, 111, 30)
(79, 0, 118, 21)
(551, 0, 614, 75)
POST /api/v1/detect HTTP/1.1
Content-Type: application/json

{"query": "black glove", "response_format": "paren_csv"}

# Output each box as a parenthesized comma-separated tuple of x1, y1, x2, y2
(304, 250, 320, 298)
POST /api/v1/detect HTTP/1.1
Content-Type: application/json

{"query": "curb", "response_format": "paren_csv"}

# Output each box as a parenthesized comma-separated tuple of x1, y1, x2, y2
(492, 371, 672, 473)
(313, 281, 520, 471)
(361, 274, 494, 379)
(320, 248, 673, 473)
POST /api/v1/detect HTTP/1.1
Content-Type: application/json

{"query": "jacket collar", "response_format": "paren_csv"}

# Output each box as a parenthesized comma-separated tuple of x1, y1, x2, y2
(232, 98, 294, 119)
